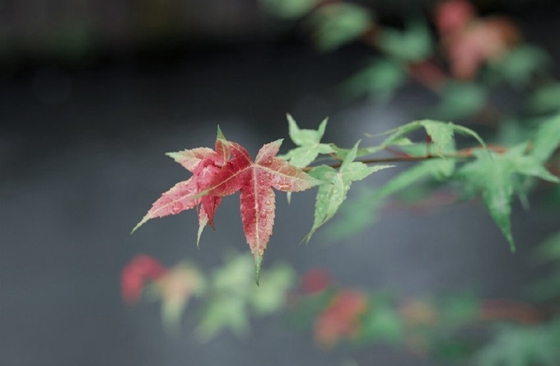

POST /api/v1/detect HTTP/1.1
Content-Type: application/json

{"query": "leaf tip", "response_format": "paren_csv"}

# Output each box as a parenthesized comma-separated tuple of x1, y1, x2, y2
(508, 238, 516, 253)
(216, 125, 226, 140)
(131, 216, 148, 234)
(254, 254, 263, 286)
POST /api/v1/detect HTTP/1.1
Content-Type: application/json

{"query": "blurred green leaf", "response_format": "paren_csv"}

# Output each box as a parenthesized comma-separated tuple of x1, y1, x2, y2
(197, 254, 296, 339)
(458, 145, 560, 251)
(261, 0, 321, 19)
(440, 293, 479, 325)
(433, 82, 487, 120)
(323, 187, 383, 241)
(529, 267, 560, 301)
(212, 254, 254, 295)
(360, 296, 404, 343)
(431, 337, 479, 362)
(290, 290, 336, 329)
(529, 83, 560, 114)
(476, 321, 560, 366)
(378, 21, 433, 62)
(496, 120, 533, 146)
(281, 114, 333, 168)
(249, 264, 295, 315)
(530, 114, 560, 163)
(491, 45, 550, 88)
(306, 142, 393, 241)
(534, 231, 560, 263)
(311, 3, 372, 51)
(342, 58, 406, 103)
(197, 296, 250, 340)
(158, 263, 206, 333)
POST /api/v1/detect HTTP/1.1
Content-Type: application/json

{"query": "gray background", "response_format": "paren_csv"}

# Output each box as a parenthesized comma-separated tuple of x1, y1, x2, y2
(1, 1, 559, 365)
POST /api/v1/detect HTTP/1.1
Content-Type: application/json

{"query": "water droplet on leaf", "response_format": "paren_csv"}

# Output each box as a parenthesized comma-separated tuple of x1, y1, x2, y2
(171, 202, 183, 214)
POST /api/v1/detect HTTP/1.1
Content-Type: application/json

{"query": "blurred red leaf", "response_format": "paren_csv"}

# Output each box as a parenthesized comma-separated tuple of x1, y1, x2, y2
(300, 268, 332, 294)
(121, 255, 166, 304)
(435, 0, 476, 36)
(446, 18, 520, 79)
(315, 290, 368, 347)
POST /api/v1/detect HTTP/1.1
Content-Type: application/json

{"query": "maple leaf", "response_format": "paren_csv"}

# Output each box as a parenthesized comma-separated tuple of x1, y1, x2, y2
(201, 139, 318, 282)
(282, 114, 333, 168)
(132, 128, 230, 246)
(458, 144, 559, 251)
(306, 142, 394, 242)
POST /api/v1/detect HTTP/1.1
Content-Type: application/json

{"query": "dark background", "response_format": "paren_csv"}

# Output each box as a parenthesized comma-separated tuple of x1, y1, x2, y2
(1, 1, 559, 365)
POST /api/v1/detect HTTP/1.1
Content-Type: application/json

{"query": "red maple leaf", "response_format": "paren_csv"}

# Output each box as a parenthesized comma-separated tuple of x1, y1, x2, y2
(202, 139, 318, 281)
(132, 129, 230, 245)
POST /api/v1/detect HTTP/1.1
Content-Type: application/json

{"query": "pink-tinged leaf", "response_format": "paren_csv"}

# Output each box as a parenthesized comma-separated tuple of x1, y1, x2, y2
(197, 210, 209, 249)
(203, 142, 252, 197)
(132, 179, 199, 233)
(257, 140, 320, 192)
(121, 255, 166, 304)
(205, 139, 318, 282)
(133, 130, 232, 236)
(315, 290, 368, 347)
(166, 147, 219, 171)
(155, 263, 205, 332)
(240, 179, 275, 280)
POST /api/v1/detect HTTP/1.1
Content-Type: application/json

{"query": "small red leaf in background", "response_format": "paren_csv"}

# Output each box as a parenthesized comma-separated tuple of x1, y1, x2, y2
(446, 18, 520, 80)
(300, 268, 332, 294)
(315, 290, 368, 347)
(205, 140, 318, 280)
(121, 255, 166, 304)
(435, 0, 475, 36)
(435, 0, 520, 80)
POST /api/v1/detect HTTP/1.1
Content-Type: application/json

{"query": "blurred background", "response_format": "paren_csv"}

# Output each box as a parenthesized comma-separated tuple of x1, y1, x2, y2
(1, 0, 559, 365)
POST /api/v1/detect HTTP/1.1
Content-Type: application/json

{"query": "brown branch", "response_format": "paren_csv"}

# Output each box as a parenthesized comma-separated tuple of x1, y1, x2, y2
(302, 145, 508, 171)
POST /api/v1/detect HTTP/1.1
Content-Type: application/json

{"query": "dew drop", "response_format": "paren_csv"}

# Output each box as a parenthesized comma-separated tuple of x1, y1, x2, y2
(171, 202, 183, 214)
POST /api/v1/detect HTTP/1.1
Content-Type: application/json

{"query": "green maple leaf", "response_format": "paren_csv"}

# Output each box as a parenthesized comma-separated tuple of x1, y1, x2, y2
(305, 142, 393, 242)
(458, 144, 559, 251)
(282, 114, 334, 168)
(324, 158, 455, 241)
(378, 119, 486, 158)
